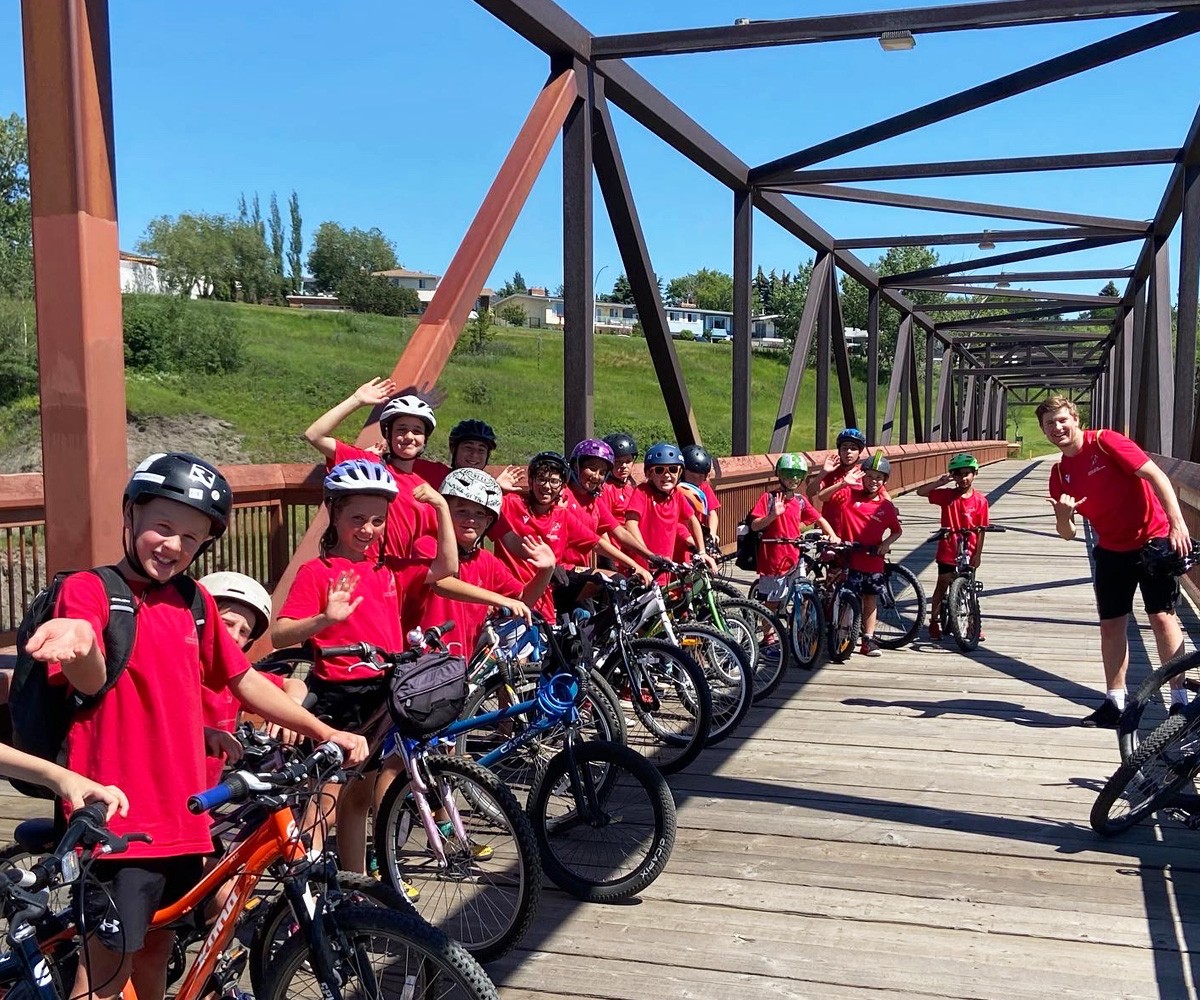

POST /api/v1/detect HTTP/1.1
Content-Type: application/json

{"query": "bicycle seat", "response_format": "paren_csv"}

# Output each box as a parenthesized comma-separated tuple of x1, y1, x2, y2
(12, 816, 58, 853)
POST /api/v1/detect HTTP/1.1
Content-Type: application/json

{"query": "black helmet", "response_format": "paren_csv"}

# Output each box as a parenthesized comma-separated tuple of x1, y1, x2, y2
(603, 432, 638, 459)
(124, 452, 232, 538)
(528, 450, 569, 481)
(448, 418, 497, 453)
(681, 444, 712, 475)
(1141, 537, 1198, 579)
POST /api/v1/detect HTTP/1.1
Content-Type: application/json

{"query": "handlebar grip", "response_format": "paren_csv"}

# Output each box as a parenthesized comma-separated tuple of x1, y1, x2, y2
(187, 773, 248, 815)
(430, 620, 455, 637)
(321, 643, 371, 659)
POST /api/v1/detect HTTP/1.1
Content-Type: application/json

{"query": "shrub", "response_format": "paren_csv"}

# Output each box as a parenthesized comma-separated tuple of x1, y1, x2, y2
(463, 377, 492, 406)
(0, 299, 38, 406)
(497, 303, 526, 327)
(459, 308, 496, 356)
(121, 294, 244, 375)
(336, 274, 419, 316)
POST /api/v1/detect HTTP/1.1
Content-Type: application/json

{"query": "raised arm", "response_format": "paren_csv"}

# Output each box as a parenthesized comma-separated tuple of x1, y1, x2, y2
(303, 377, 397, 460)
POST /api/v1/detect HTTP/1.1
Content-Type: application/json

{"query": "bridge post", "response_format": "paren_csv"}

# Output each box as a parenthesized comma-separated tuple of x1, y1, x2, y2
(924, 330, 935, 441)
(865, 287, 880, 444)
(1177, 163, 1200, 461)
(1148, 239, 1175, 454)
(732, 187, 753, 455)
(814, 266, 832, 449)
(22, 0, 128, 573)
(1130, 282, 1149, 442)
(1116, 308, 1133, 435)
(561, 59, 594, 450)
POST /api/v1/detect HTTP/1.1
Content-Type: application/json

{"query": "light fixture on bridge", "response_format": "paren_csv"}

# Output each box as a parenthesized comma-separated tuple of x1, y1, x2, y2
(995, 274, 1011, 289)
(879, 30, 916, 51)
(734, 17, 751, 26)
(978, 231, 996, 250)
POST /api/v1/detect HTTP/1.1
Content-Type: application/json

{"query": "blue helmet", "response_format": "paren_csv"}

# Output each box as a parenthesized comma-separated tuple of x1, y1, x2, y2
(644, 442, 684, 470)
(323, 459, 399, 501)
(837, 427, 867, 447)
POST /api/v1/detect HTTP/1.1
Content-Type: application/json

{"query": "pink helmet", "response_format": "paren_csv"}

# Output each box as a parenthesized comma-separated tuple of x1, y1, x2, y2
(569, 438, 614, 470)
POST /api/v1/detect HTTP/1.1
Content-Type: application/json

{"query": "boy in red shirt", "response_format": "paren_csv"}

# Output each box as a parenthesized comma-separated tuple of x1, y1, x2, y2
(1041, 394, 1191, 727)
(681, 444, 721, 549)
(447, 419, 521, 492)
(616, 443, 715, 576)
(808, 427, 868, 534)
(916, 454, 991, 642)
(26, 453, 367, 1000)
(837, 453, 903, 657)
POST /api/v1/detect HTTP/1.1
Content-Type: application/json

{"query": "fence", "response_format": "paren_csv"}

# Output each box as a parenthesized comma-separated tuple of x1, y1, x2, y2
(0, 440, 1012, 645)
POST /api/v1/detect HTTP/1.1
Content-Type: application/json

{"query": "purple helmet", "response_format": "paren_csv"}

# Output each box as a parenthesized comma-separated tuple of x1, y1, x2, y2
(570, 438, 614, 469)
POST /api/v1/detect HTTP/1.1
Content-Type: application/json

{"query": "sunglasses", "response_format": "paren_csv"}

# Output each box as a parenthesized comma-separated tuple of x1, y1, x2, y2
(649, 465, 681, 475)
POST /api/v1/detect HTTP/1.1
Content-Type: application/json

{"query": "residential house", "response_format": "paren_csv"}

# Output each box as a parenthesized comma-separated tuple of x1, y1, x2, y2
(119, 250, 202, 297)
(372, 268, 492, 316)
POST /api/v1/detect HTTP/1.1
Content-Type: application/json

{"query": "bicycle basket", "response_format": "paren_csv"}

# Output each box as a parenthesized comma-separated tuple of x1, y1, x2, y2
(387, 652, 468, 737)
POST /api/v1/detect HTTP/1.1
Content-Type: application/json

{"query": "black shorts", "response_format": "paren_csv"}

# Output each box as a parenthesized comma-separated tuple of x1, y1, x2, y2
(306, 675, 389, 735)
(936, 561, 957, 578)
(847, 569, 887, 595)
(78, 855, 204, 952)
(1093, 542, 1179, 620)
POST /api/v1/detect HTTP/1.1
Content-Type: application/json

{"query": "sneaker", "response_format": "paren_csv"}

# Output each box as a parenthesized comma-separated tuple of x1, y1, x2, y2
(438, 821, 494, 861)
(401, 878, 421, 902)
(927, 620, 942, 641)
(858, 637, 883, 658)
(1080, 699, 1122, 729)
(760, 643, 782, 661)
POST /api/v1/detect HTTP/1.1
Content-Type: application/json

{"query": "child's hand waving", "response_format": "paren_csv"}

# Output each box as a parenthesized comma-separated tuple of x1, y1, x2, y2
(354, 377, 397, 407)
(324, 571, 362, 623)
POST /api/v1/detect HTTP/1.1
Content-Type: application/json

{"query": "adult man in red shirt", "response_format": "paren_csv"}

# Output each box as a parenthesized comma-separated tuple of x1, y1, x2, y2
(1041, 394, 1192, 727)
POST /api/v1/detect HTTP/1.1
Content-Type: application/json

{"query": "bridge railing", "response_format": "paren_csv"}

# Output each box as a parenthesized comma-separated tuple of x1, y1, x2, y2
(0, 440, 1011, 645)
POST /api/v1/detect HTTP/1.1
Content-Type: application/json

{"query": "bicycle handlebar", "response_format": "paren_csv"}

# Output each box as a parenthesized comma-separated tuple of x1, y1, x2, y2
(321, 620, 457, 663)
(929, 525, 1006, 540)
(187, 740, 345, 815)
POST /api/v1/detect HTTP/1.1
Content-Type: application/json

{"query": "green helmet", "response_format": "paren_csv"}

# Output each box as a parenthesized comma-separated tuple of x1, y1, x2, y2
(948, 453, 980, 473)
(776, 453, 808, 477)
(861, 452, 891, 478)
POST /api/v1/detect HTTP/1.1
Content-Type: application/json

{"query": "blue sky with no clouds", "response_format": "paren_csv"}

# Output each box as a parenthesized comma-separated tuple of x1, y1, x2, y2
(2, 2, 1197, 299)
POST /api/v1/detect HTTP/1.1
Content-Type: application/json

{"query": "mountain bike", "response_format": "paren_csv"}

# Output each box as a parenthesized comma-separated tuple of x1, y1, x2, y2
(931, 525, 1007, 651)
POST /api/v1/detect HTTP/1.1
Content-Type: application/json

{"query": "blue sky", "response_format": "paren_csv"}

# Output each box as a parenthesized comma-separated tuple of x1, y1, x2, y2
(2, 1, 1197, 300)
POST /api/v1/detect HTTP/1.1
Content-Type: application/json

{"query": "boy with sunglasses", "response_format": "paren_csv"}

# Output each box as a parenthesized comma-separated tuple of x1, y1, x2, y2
(916, 453, 990, 641)
(617, 443, 716, 577)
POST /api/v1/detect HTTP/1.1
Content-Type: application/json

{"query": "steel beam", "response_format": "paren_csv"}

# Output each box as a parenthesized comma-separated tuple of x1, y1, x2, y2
(1130, 281, 1149, 442)
(1149, 239, 1175, 454)
(924, 329, 935, 441)
(593, 97, 700, 447)
(771, 254, 830, 452)
(561, 61, 593, 450)
(933, 344, 952, 441)
(936, 305, 1102, 328)
(815, 264, 833, 449)
(22, 0, 127, 572)
(917, 295, 1118, 309)
(1178, 164, 1200, 459)
(903, 274, 1134, 291)
(958, 365, 1105, 376)
(880, 315, 913, 445)
(836, 225, 1145, 249)
(828, 265, 858, 436)
(908, 338, 924, 443)
(1117, 309, 1133, 434)
(866, 287, 880, 444)
(752, 12, 1200, 177)
(732, 188, 753, 455)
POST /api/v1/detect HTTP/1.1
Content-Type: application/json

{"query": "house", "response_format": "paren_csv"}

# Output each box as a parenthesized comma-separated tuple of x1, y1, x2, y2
(371, 268, 491, 316)
(119, 250, 202, 297)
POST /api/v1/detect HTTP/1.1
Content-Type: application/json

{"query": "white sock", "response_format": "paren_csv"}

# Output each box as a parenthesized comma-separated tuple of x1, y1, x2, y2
(1172, 687, 1190, 706)
(1108, 689, 1127, 710)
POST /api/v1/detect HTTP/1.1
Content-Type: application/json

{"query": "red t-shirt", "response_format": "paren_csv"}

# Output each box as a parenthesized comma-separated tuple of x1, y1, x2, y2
(750, 491, 821, 576)
(278, 555, 404, 682)
(51, 573, 249, 859)
(413, 458, 450, 489)
(927, 489, 990, 564)
(817, 467, 889, 535)
(330, 442, 436, 559)
(625, 484, 694, 569)
(673, 480, 723, 560)
(699, 480, 720, 512)
(1048, 429, 1168, 552)
(838, 491, 902, 573)
(561, 486, 619, 568)
(201, 669, 286, 786)
(491, 492, 598, 621)
(396, 536, 524, 657)
(603, 479, 636, 524)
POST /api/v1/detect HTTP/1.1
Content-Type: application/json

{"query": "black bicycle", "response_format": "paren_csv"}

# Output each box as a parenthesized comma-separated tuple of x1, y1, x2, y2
(931, 525, 1006, 651)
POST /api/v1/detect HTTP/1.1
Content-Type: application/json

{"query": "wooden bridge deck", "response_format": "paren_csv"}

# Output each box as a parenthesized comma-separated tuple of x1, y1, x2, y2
(4, 457, 1200, 998)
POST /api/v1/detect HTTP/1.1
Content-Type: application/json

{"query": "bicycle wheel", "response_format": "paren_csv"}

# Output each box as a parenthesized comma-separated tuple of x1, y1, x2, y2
(375, 756, 540, 963)
(873, 563, 926, 649)
(675, 624, 753, 745)
(1091, 710, 1200, 836)
(788, 587, 825, 669)
(709, 578, 745, 602)
(946, 576, 980, 652)
(526, 740, 676, 902)
(1119, 649, 1200, 761)
(826, 589, 861, 663)
(454, 670, 623, 801)
(718, 597, 791, 701)
(259, 905, 497, 1000)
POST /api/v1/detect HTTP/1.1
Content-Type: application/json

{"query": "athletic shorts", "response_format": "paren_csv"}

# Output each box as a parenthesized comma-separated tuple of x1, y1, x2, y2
(847, 569, 887, 596)
(78, 855, 205, 952)
(752, 575, 791, 604)
(1093, 541, 1179, 620)
(936, 561, 957, 578)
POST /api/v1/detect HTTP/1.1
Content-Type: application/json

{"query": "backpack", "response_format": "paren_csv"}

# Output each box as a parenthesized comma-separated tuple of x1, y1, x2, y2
(735, 492, 778, 572)
(7, 566, 206, 798)
(387, 651, 469, 738)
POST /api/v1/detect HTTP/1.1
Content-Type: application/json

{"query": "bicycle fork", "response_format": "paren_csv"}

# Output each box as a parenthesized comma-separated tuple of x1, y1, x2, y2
(394, 741, 471, 864)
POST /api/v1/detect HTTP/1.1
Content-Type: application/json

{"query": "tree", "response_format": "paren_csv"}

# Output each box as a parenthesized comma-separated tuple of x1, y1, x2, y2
(307, 222, 398, 293)
(288, 191, 303, 293)
(497, 270, 527, 298)
(268, 192, 284, 280)
(610, 273, 634, 304)
(0, 113, 32, 299)
(666, 268, 734, 311)
(498, 302, 526, 327)
(460, 307, 495, 354)
(138, 211, 275, 302)
(337, 273, 419, 316)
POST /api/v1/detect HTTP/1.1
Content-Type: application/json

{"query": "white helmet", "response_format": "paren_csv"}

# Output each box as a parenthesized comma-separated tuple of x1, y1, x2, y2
(323, 459, 399, 501)
(200, 572, 272, 641)
(440, 467, 503, 516)
(380, 394, 436, 436)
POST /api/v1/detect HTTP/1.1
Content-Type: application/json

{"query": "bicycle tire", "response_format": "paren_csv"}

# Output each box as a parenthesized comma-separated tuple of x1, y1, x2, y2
(249, 872, 411, 996)
(709, 579, 745, 602)
(1119, 648, 1200, 761)
(718, 597, 791, 700)
(826, 589, 861, 663)
(1091, 711, 1200, 836)
(675, 624, 753, 745)
(946, 576, 980, 652)
(526, 740, 676, 902)
(375, 756, 540, 963)
(605, 638, 711, 774)
(454, 669, 624, 801)
(259, 905, 497, 1000)
(873, 563, 926, 649)
(788, 587, 825, 669)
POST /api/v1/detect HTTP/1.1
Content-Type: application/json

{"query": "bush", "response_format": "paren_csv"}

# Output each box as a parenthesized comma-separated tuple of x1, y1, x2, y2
(122, 295, 244, 375)
(462, 377, 492, 406)
(677, 328, 697, 341)
(0, 298, 38, 406)
(458, 308, 496, 356)
(336, 274, 419, 316)
(497, 303, 526, 327)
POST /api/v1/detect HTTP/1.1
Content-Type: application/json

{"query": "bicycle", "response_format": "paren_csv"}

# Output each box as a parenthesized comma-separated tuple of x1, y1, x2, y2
(765, 537, 864, 664)
(930, 525, 1007, 651)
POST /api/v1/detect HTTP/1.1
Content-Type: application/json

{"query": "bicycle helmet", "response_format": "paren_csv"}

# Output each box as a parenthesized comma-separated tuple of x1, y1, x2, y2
(440, 467, 503, 516)
(528, 450, 569, 481)
(323, 459, 400, 501)
(948, 453, 980, 473)
(681, 444, 713, 475)
(448, 418, 496, 453)
(570, 438, 614, 470)
(836, 427, 867, 447)
(124, 452, 232, 538)
(379, 394, 436, 438)
(643, 442, 684, 470)
(677, 481, 709, 517)
(1141, 537, 1199, 579)
(603, 432, 638, 459)
(860, 452, 891, 478)
(199, 572, 272, 641)
(775, 453, 809, 477)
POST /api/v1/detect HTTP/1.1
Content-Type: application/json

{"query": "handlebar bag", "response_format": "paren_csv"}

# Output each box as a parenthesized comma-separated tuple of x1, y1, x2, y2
(388, 651, 469, 737)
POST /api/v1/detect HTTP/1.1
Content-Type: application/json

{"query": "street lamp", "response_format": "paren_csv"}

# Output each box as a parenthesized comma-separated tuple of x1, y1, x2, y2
(592, 264, 609, 333)
(878, 30, 915, 51)
(977, 230, 996, 250)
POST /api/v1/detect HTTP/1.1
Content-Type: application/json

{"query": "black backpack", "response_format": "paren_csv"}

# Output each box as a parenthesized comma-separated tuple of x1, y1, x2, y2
(735, 492, 779, 572)
(387, 651, 468, 738)
(7, 566, 206, 798)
